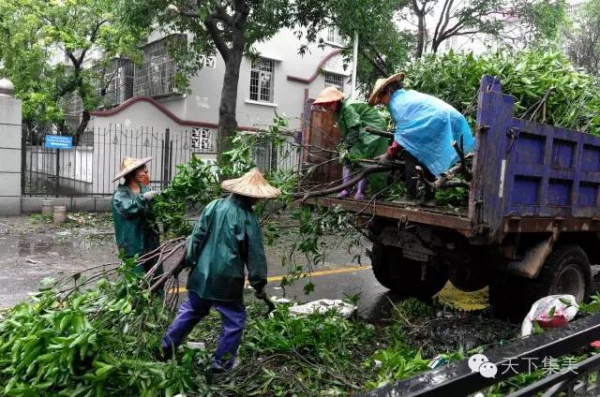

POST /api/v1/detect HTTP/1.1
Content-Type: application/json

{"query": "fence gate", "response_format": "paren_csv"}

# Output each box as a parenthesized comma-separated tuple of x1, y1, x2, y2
(22, 126, 217, 197)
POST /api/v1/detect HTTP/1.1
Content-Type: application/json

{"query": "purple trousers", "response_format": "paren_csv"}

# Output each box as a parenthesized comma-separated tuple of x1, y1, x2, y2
(162, 291, 246, 370)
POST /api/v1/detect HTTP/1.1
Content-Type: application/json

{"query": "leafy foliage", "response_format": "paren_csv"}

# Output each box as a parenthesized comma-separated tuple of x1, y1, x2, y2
(564, 0, 600, 75)
(0, 0, 143, 136)
(404, 49, 600, 134)
(0, 260, 198, 396)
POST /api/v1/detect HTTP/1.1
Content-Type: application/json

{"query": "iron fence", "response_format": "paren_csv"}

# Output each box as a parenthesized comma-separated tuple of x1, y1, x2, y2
(22, 126, 217, 197)
(362, 312, 600, 397)
(22, 126, 300, 197)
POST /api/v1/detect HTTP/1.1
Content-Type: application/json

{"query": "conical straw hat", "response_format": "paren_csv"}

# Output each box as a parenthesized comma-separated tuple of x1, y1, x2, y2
(221, 169, 281, 199)
(368, 72, 405, 106)
(313, 86, 345, 105)
(112, 157, 152, 182)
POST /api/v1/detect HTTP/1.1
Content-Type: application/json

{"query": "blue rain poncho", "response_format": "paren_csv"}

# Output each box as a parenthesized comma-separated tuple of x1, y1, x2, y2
(389, 89, 475, 177)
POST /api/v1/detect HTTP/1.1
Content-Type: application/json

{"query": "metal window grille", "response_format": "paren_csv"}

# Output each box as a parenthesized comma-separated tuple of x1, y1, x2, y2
(95, 58, 134, 107)
(327, 26, 343, 45)
(191, 128, 213, 152)
(324, 73, 344, 91)
(133, 35, 185, 97)
(250, 58, 275, 102)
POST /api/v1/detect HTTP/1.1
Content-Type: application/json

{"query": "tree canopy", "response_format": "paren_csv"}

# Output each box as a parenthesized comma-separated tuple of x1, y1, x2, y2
(0, 0, 143, 141)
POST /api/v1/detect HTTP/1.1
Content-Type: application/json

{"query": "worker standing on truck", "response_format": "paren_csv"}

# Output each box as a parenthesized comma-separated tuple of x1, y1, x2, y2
(369, 73, 475, 207)
(160, 169, 280, 373)
(313, 86, 389, 201)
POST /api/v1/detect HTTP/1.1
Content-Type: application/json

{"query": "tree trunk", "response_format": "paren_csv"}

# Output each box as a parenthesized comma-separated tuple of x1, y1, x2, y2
(215, 2, 249, 156)
(416, 12, 426, 58)
(74, 109, 90, 146)
(217, 51, 243, 155)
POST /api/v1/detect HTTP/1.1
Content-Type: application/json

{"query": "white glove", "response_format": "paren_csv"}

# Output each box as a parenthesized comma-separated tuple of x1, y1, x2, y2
(142, 190, 160, 201)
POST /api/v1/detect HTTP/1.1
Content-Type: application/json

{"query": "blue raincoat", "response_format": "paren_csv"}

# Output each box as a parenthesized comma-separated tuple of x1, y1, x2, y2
(389, 89, 475, 177)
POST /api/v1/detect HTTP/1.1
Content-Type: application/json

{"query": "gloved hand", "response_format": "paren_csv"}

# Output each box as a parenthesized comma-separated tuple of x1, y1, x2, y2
(254, 287, 267, 300)
(376, 152, 392, 166)
(142, 190, 160, 201)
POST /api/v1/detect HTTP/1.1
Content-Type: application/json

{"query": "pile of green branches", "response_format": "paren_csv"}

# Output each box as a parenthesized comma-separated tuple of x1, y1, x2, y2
(0, 260, 199, 396)
(405, 49, 600, 134)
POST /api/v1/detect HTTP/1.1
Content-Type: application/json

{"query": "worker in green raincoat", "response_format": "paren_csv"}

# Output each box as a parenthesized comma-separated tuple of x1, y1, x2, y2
(312, 86, 389, 200)
(111, 157, 161, 276)
(161, 169, 280, 373)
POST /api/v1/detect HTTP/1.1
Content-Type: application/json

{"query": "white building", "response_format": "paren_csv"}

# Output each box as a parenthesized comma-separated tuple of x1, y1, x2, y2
(87, 27, 352, 163)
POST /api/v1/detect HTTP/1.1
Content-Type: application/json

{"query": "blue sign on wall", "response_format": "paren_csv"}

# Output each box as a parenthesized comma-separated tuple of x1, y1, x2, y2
(45, 135, 73, 149)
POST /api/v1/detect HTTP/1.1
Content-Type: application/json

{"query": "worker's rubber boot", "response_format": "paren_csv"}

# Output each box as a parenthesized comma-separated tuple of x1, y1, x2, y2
(337, 165, 351, 198)
(354, 178, 366, 201)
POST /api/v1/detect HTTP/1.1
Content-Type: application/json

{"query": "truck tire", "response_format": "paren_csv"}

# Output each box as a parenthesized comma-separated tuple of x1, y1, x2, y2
(490, 245, 592, 322)
(370, 243, 448, 300)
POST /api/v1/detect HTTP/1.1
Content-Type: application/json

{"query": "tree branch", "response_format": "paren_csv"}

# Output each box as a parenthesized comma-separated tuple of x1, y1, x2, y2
(296, 164, 400, 202)
(204, 15, 230, 62)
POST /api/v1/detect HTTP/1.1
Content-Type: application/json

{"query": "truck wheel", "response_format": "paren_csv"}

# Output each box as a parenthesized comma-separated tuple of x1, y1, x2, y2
(532, 244, 592, 302)
(370, 243, 448, 300)
(490, 245, 592, 322)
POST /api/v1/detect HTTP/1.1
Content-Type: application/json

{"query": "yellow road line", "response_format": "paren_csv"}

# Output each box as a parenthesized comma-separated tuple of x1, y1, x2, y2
(166, 265, 372, 294)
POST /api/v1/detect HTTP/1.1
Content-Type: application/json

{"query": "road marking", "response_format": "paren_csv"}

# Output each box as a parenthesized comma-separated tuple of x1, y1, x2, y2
(166, 265, 372, 294)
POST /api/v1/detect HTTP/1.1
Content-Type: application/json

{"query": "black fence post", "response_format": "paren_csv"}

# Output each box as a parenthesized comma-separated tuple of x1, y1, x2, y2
(55, 148, 60, 198)
(162, 128, 171, 189)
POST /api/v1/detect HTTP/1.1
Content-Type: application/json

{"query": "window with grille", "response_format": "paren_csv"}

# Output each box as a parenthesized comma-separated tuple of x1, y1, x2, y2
(324, 73, 344, 91)
(191, 128, 213, 152)
(99, 58, 134, 106)
(249, 58, 275, 102)
(326, 26, 343, 45)
(133, 35, 185, 97)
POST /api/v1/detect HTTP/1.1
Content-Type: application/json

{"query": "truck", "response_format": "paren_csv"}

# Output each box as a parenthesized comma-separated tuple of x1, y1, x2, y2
(305, 75, 600, 320)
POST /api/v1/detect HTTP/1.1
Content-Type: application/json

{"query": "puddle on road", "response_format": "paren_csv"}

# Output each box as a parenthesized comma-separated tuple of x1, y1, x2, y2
(16, 235, 96, 255)
(0, 233, 116, 259)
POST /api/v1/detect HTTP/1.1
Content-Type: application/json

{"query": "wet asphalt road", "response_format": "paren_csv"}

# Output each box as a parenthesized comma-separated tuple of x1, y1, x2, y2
(0, 216, 389, 316)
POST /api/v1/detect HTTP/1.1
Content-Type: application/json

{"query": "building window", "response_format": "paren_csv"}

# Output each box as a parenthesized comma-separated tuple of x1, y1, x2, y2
(191, 128, 213, 152)
(324, 73, 344, 91)
(133, 35, 185, 97)
(326, 26, 343, 46)
(98, 58, 134, 107)
(250, 58, 275, 103)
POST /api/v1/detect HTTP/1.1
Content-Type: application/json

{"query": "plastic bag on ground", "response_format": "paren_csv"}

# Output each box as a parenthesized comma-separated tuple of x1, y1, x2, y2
(288, 299, 357, 318)
(521, 294, 579, 337)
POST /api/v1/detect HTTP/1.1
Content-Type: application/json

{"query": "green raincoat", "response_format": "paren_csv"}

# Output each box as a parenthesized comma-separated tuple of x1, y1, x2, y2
(337, 99, 390, 159)
(111, 184, 160, 271)
(185, 194, 267, 303)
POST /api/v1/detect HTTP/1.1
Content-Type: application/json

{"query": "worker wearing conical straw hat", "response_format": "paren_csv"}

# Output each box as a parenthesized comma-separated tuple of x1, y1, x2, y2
(111, 157, 162, 277)
(161, 168, 280, 372)
(369, 72, 475, 207)
(312, 86, 389, 201)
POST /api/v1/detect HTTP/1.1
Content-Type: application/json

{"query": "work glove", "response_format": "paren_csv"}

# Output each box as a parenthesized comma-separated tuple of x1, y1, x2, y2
(376, 152, 392, 166)
(142, 190, 160, 201)
(254, 287, 267, 300)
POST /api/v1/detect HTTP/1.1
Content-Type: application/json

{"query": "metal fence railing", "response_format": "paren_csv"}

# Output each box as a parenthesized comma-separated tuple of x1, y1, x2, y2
(22, 127, 217, 197)
(362, 312, 600, 397)
(22, 127, 300, 197)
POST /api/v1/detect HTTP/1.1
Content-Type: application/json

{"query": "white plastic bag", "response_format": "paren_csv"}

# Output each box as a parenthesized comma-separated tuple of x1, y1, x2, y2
(521, 294, 579, 337)
(288, 299, 357, 318)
